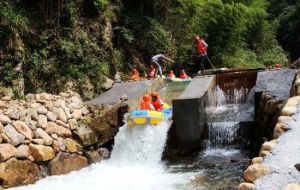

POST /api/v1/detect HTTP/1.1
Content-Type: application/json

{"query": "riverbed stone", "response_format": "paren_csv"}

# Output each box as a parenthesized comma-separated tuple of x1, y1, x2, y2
(260, 140, 277, 153)
(45, 122, 71, 137)
(32, 138, 45, 145)
(68, 119, 79, 130)
(57, 137, 66, 151)
(0, 158, 39, 188)
(48, 152, 88, 175)
(37, 114, 48, 129)
(16, 144, 29, 159)
(0, 144, 17, 161)
(37, 106, 48, 114)
(76, 125, 98, 146)
(259, 150, 270, 157)
(29, 144, 55, 161)
(285, 183, 300, 190)
(0, 122, 3, 133)
(46, 111, 57, 122)
(244, 164, 270, 182)
(56, 120, 69, 128)
(101, 77, 114, 90)
(251, 157, 263, 165)
(4, 124, 25, 146)
(36, 128, 53, 145)
(278, 116, 293, 125)
(72, 109, 82, 120)
(238, 182, 255, 190)
(27, 108, 39, 121)
(65, 138, 81, 153)
(0, 114, 11, 124)
(13, 121, 33, 140)
(6, 108, 20, 120)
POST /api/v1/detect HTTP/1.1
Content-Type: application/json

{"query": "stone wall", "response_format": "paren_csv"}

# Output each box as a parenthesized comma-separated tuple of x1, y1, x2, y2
(238, 95, 300, 190)
(0, 91, 127, 189)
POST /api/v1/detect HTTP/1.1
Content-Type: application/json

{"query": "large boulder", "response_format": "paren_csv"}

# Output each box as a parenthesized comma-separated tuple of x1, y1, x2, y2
(48, 153, 88, 175)
(0, 144, 17, 161)
(76, 125, 98, 146)
(0, 158, 39, 188)
(29, 144, 55, 161)
(4, 124, 25, 146)
(101, 77, 114, 91)
(45, 122, 71, 137)
(244, 164, 270, 182)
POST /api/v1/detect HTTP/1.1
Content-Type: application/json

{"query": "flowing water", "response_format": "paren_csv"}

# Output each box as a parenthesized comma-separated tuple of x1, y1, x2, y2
(11, 86, 254, 190)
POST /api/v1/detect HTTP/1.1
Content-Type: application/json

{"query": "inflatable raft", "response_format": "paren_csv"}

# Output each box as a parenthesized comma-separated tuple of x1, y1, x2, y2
(165, 77, 191, 82)
(127, 108, 172, 127)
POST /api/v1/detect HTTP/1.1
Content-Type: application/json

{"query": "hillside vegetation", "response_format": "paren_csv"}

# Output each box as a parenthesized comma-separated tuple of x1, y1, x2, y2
(0, 0, 298, 96)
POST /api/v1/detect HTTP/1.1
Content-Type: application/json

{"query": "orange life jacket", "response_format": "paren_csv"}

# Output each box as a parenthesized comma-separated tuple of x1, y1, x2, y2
(140, 100, 154, 110)
(196, 39, 207, 54)
(132, 74, 140, 81)
(152, 98, 163, 111)
(180, 72, 188, 79)
(168, 72, 175, 78)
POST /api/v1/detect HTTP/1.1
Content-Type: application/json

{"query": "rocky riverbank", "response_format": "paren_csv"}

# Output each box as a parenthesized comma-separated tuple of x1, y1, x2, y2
(0, 91, 128, 189)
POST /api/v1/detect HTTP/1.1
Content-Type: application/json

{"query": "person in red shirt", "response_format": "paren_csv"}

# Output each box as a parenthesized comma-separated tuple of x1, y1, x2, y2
(168, 70, 176, 78)
(194, 34, 214, 74)
(140, 94, 155, 110)
(148, 64, 156, 80)
(151, 91, 164, 111)
(180, 69, 188, 79)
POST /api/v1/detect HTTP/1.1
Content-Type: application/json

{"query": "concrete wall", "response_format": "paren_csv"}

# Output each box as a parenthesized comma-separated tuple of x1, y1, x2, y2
(169, 76, 216, 153)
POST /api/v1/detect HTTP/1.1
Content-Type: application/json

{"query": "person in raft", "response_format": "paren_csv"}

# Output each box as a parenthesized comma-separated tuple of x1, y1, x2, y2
(151, 91, 164, 111)
(140, 94, 155, 110)
(148, 64, 156, 80)
(131, 68, 141, 81)
(168, 70, 176, 78)
(151, 54, 174, 77)
(180, 69, 189, 79)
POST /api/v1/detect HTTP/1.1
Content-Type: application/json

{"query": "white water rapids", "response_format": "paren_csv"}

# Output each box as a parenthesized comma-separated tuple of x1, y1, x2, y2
(11, 120, 194, 190)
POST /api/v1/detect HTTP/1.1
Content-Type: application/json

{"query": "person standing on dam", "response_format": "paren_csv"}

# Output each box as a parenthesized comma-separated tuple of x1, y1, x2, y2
(194, 34, 214, 74)
(151, 53, 174, 77)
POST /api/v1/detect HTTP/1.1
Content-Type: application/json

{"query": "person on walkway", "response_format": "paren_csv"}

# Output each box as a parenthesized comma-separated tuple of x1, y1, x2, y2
(151, 91, 164, 111)
(151, 54, 174, 77)
(180, 69, 188, 79)
(148, 64, 156, 80)
(194, 34, 214, 74)
(168, 70, 176, 78)
(131, 69, 141, 81)
(140, 94, 155, 110)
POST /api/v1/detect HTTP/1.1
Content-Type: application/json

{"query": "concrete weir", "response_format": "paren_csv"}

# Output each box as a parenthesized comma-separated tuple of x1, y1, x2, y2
(171, 76, 216, 153)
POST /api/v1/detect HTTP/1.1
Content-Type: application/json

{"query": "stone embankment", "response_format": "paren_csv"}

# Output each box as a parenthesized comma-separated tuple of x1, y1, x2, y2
(0, 91, 127, 189)
(239, 95, 300, 190)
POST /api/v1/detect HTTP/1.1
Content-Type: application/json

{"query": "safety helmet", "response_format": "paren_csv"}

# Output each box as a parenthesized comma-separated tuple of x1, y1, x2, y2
(151, 91, 158, 97)
(143, 94, 150, 101)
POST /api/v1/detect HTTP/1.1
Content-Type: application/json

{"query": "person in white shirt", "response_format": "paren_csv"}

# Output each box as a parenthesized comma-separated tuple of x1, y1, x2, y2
(151, 54, 174, 77)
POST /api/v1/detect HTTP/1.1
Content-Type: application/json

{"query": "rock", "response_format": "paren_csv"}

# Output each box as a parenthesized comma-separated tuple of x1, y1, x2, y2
(37, 114, 48, 129)
(52, 140, 60, 153)
(0, 114, 12, 124)
(36, 93, 53, 101)
(1, 133, 10, 143)
(28, 108, 39, 121)
(57, 137, 66, 151)
(0, 135, 2, 143)
(0, 158, 39, 188)
(32, 138, 45, 145)
(65, 138, 81, 153)
(259, 150, 270, 157)
(0, 122, 3, 133)
(68, 119, 79, 130)
(37, 106, 48, 114)
(251, 157, 263, 165)
(6, 108, 20, 120)
(51, 133, 59, 140)
(285, 183, 300, 190)
(238, 182, 255, 190)
(99, 147, 110, 159)
(120, 94, 128, 101)
(45, 122, 71, 137)
(101, 77, 114, 90)
(16, 145, 29, 159)
(286, 96, 300, 106)
(48, 152, 88, 175)
(274, 122, 291, 139)
(30, 102, 42, 108)
(56, 120, 69, 128)
(80, 78, 95, 100)
(282, 106, 296, 116)
(13, 121, 33, 140)
(244, 164, 270, 182)
(81, 107, 89, 116)
(260, 140, 277, 152)
(29, 144, 55, 161)
(1, 96, 11, 101)
(46, 111, 57, 122)
(0, 144, 17, 161)
(26, 93, 35, 101)
(64, 107, 72, 120)
(36, 128, 53, 145)
(86, 147, 110, 163)
(25, 115, 37, 130)
(54, 108, 67, 123)
(76, 125, 98, 146)
(294, 163, 300, 172)
(4, 124, 25, 146)
(67, 96, 83, 111)
(72, 109, 82, 120)
(278, 116, 292, 125)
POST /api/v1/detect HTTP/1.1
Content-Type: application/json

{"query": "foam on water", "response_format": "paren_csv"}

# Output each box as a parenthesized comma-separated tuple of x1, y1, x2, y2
(11, 120, 194, 190)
